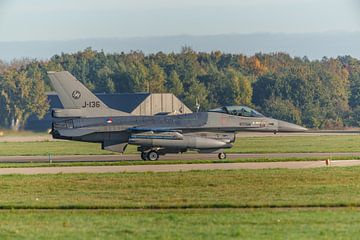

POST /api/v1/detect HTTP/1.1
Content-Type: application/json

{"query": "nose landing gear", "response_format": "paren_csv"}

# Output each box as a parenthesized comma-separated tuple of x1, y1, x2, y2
(218, 152, 227, 160)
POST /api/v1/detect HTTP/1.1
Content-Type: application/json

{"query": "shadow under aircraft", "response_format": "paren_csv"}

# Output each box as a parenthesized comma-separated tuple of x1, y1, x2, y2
(49, 71, 307, 160)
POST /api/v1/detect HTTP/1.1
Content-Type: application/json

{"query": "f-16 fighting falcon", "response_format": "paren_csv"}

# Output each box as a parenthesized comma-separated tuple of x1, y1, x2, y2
(48, 71, 307, 160)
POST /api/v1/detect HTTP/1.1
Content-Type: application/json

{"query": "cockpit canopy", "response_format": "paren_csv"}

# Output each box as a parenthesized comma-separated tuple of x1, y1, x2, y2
(208, 106, 264, 117)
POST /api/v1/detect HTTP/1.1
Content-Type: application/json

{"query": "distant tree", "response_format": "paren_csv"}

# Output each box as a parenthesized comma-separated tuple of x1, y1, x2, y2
(263, 97, 302, 124)
(350, 105, 360, 127)
(147, 62, 166, 93)
(166, 70, 184, 97)
(199, 69, 227, 107)
(0, 68, 48, 130)
(119, 62, 148, 93)
(0, 60, 7, 74)
(338, 56, 360, 109)
(183, 80, 209, 111)
(175, 46, 205, 89)
(96, 66, 115, 93)
(225, 68, 252, 106)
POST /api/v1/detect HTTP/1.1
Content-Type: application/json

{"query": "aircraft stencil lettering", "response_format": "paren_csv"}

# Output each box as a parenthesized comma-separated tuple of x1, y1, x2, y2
(48, 71, 307, 160)
(82, 101, 101, 108)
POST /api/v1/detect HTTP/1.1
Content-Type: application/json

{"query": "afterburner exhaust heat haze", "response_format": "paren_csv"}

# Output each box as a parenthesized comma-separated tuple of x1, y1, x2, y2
(49, 71, 307, 161)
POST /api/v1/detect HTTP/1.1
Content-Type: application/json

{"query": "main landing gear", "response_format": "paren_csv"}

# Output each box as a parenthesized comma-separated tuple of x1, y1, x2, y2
(141, 150, 159, 161)
(141, 152, 147, 161)
(140, 149, 226, 161)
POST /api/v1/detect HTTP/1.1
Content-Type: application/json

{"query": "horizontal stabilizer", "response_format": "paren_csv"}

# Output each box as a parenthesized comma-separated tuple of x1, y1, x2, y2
(56, 128, 95, 137)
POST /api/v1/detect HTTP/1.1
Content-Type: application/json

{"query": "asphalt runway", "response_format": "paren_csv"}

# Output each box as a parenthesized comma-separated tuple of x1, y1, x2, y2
(0, 152, 359, 163)
(0, 159, 359, 175)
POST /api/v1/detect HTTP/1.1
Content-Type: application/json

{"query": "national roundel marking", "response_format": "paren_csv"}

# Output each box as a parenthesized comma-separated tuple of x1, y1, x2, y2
(72, 90, 81, 100)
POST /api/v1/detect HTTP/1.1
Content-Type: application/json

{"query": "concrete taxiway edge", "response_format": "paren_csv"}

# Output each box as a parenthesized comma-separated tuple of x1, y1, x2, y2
(0, 152, 360, 163)
(0, 160, 360, 175)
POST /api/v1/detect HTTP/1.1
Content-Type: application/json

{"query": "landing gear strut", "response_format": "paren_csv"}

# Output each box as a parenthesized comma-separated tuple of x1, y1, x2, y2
(218, 152, 226, 160)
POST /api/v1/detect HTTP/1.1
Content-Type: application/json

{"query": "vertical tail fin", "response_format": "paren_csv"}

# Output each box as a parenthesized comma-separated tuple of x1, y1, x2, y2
(48, 71, 107, 109)
(48, 71, 129, 117)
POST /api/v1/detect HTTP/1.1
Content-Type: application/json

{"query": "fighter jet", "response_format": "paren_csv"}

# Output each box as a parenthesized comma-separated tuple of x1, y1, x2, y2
(48, 71, 307, 160)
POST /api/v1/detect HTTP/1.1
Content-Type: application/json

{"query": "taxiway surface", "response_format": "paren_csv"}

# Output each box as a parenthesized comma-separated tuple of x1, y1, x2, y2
(0, 159, 359, 175)
(0, 152, 359, 163)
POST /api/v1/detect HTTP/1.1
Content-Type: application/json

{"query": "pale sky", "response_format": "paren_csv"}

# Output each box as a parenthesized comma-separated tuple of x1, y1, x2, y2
(0, 0, 359, 41)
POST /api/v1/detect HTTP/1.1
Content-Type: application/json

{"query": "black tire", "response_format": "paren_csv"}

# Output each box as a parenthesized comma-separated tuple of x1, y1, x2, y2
(147, 150, 159, 161)
(218, 152, 226, 160)
(141, 152, 147, 161)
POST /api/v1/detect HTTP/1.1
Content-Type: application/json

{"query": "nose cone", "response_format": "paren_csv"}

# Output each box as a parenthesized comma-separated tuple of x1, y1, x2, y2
(277, 120, 308, 132)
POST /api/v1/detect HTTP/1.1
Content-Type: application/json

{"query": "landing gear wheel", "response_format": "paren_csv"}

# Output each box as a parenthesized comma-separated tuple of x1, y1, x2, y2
(218, 152, 226, 160)
(141, 152, 147, 161)
(147, 150, 159, 161)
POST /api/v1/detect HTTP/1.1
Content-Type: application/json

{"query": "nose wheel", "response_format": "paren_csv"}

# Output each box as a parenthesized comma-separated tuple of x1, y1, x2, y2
(218, 152, 226, 160)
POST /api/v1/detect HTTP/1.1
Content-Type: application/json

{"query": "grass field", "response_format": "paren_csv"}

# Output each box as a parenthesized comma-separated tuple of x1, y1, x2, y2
(2, 133, 360, 239)
(229, 135, 360, 153)
(0, 167, 360, 209)
(2, 167, 360, 238)
(0, 130, 48, 137)
(0, 141, 112, 156)
(1, 209, 360, 239)
(0, 135, 359, 156)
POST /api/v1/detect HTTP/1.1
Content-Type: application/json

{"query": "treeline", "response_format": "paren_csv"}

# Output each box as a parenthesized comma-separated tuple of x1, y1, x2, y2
(0, 59, 48, 130)
(1, 47, 360, 129)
